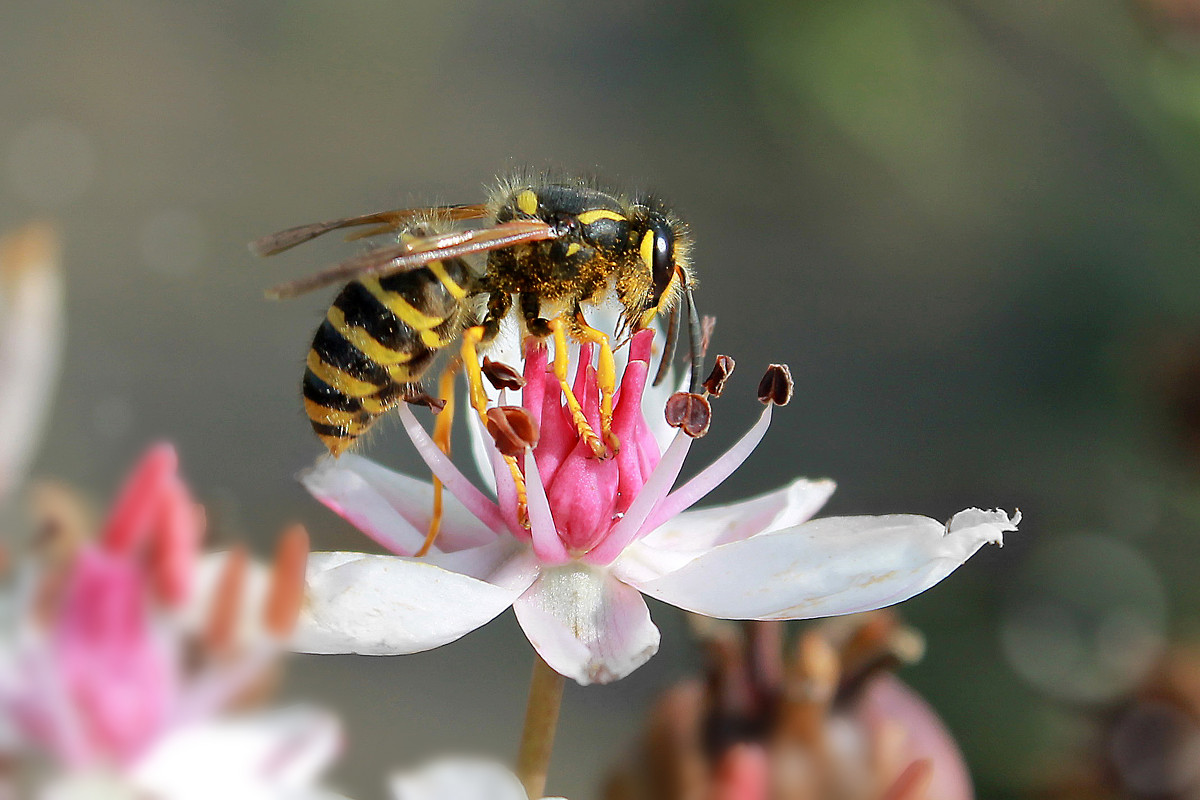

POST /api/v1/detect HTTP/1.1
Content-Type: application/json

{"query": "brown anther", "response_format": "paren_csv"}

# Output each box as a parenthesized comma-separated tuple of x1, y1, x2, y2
(405, 392, 447, 414)
(264, 523, 309, 639)
(482, 357, 526, 391)
(702, 354, 735, 397)
(204, 545, 248, 653)
(665, 392, 712, 438)
(485, 406, 540, 457)
(757, 363, 794, 406)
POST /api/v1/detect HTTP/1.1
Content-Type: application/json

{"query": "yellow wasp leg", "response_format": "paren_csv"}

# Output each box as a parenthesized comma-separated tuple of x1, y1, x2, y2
(461, 325, 530, 527)
(573, 312, 619, 454)
(416, 363, 459, 557)
(549, 317, 607, 458)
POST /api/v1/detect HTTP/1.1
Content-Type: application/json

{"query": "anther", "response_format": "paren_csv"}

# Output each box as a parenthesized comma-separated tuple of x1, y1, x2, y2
(203, 545, 248, 654)
(665, 391, 712, 438)
(482, 357, 526, 391)
(757, 364, 793, 406)
(264, 523, 309, 639)
(405, 392, 448, 414)
(486, 406, 540, 457)
(702, 354, 735, 397)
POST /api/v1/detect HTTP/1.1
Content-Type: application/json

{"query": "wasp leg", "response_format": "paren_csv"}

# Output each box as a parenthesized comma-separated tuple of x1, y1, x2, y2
(572, 309, 619, 454)
(537, 313, 606, 459)
(416, 361, 459, 557)
(460, 293, 529, 527)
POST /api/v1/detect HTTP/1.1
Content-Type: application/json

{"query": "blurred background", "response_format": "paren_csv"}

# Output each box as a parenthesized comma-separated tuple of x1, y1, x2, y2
(2, 0, 1200, 797)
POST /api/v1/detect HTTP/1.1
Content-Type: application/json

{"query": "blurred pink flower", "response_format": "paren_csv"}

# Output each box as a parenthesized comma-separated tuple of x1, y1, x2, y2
(0, 445, 341, 800)
(605, 613, 974, 800)
(297, 329, 1018, 684)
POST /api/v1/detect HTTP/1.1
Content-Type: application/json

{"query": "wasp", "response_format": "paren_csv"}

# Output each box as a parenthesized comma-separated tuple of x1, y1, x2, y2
(253, 174, 704, 466)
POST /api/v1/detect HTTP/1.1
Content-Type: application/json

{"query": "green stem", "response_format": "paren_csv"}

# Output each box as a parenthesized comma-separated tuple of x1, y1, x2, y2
(516, 653, 565, 799)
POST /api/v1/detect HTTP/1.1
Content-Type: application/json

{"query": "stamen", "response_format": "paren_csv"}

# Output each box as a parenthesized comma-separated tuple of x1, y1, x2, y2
(397, 404, 508, 533)
(664, 392, 712, 438)
(702, 354, 735, 397)
(486, 406, 540, 457)
(522, 451, 569, 564)
(264, 524, 309, 639)
(203, 545, 248, 654)
(757, 363, 794, 406)
(583, 430, 695, 565)
(404, 392, 448, 414)
(638, 404, 774, 536)
(482, 357, 527, 391)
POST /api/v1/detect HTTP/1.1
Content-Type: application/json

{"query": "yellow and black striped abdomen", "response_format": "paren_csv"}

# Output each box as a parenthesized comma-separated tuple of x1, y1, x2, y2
(303, 257, 473, 455)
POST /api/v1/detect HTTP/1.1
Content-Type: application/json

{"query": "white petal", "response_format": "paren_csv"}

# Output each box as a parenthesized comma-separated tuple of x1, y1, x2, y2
(301, 454, 496, 555)
(617, 477, 835, 585)
(293, 549, 538, 655)
(131, 707, 340, 800)
(38, 772, 140, 800)
(389, 758, 529, 800)
(513, 567, 660, 685)
(0, 223, 63, 502)
(639, 477, 837, 553)
(630, 508, 1019, 620)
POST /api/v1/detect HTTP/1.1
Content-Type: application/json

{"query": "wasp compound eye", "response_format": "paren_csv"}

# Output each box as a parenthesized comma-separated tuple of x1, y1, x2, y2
(642, 214, 675, 309)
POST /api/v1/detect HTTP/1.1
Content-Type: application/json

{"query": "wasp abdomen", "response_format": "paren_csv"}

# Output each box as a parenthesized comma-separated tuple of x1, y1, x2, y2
(302, 257, 472, 455)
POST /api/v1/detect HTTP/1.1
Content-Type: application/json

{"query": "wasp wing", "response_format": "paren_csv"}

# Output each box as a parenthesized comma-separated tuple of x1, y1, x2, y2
(249, 204, 490, 257)
(266, 219, 559, 299)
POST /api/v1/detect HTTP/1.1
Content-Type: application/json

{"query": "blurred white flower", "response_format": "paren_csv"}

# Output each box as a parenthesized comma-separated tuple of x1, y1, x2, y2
(0, 222, 64, 502)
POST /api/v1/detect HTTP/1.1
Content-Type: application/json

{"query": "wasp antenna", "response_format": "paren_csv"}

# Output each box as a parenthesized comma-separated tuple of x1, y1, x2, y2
(683, 279, 704, 394)
(653, 302, 681, 387)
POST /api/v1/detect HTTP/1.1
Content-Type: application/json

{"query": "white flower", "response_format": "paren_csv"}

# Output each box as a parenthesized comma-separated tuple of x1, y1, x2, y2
(389, 758, 566, 800)
(0, 222, 64, 502)
(296, 330, 1019, 685)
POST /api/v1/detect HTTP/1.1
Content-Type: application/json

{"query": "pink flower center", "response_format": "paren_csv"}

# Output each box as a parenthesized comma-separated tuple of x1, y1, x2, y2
(517, 329, 662, 556)
(50, 545, 177, 766)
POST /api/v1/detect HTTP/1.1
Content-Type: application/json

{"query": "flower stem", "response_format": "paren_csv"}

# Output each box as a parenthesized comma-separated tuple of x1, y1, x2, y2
(516, 653, 565, 799)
